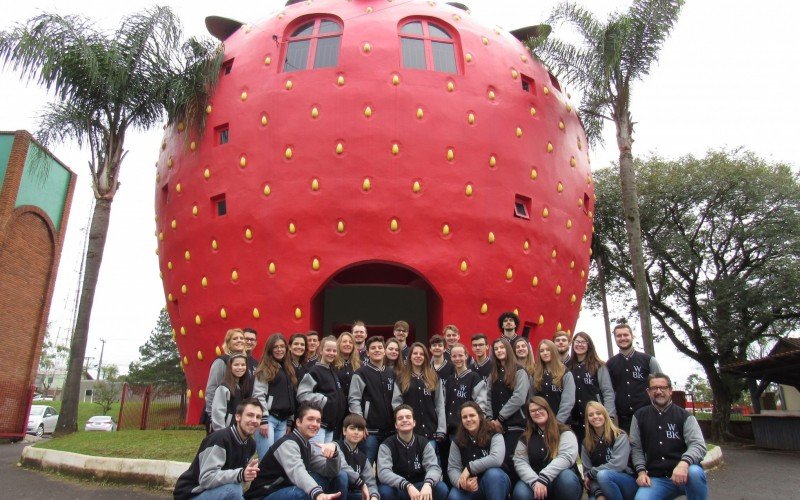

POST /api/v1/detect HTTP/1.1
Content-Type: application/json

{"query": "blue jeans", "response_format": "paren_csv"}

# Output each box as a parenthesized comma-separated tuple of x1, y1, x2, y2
(379, 481, 449, 500)
(363, 432, 389, 465)
(264, 471, 348, 500)
(447, 467, 510, 500)
(255, 415, 289, 460)
(512, 468, 582, 500)
(596, 469, 638, 500)
(634, 465, 707, 500)
(194, 483, 243, 499)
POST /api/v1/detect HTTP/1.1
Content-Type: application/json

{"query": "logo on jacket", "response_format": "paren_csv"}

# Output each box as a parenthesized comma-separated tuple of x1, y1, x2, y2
(456, 385, 468, 399)
(666, 423, 680, 440)
(632, 366, 644, 380)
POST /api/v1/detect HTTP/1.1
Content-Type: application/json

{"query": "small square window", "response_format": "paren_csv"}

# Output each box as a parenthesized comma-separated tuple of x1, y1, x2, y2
(583, 192, 593, 214)
(514, 194, 531, 220)
(521, 74, 535, 94)
(548, 71, 562, 92)
(215, 124, 229, 145)
(222, 59, 234, 75)
(522, 322, 534, 340)
(212, 194, 227, 217)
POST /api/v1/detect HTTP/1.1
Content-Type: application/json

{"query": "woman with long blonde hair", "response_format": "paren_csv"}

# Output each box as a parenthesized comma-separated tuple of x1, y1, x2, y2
(202, 328, 248, 432)
(512, 397, 582, 500)
(512, 337, 536, 395)
(393, 342, 445, 445)
(488, 337, 530, 476)
(533, 339, 575, 423)
(582, 401, 636, 500)
(334, 331, 362, 397)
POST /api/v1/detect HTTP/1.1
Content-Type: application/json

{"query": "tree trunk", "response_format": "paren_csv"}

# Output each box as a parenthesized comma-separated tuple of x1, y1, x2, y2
(704, 362, 732, 442)
(614, 110, 655, 355)
(55, 198, 113, 435)
(594, 254, 614, 358)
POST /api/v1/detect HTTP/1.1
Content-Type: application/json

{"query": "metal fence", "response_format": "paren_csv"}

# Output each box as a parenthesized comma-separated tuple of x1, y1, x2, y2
(117, 383, 187, 430)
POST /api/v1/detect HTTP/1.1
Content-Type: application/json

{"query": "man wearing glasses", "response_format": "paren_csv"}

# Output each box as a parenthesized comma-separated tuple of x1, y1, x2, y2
(393, 320, 411, 359)
(243, 328, 259, 379)
(630, 373, 708, 500)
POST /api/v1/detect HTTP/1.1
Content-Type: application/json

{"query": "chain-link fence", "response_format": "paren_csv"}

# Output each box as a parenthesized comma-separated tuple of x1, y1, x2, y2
(118, 383, 187, 430)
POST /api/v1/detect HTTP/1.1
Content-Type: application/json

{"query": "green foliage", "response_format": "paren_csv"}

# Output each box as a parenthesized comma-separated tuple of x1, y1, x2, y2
(685, 374, 713, 402)
(127, 308, 185, 389)
(34, 429, 204, 462)
(593, 149, 800, 437)
(92, 381, 119, 415)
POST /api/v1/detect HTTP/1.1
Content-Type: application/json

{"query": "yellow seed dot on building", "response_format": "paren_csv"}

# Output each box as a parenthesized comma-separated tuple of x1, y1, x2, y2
(390, 219, 399, 231)
(557, 322, 564, 331)
(551, 249, 558, 259)
(506, 268, 513, 280)
(542, 207, 549, 218)
(555, 285, 562, 295)
(530, 107, 537, 116)
(571, 294, 577, 304)
(447, 81, 455, 92)
(559, 120, 565, 130)
(460, 260, 468, 272)
(253, 308, 260, 319)
(480, 303, 488, 314)
(468, 113, 475, 124)
(465, 184, 473, 196)
(215, 346, 221, 356)
(337, 75, 345, 86)
(547, 142, 554, 153)
(201, 276, 208, 287)
(442, 224, 450, 236)
(181, 326, 187, 336)
(206, 105, 212, 114)
(184, 250, 191, 261)
(570, 157, 577, 167)
(190, 141, 197, 151)
(580, 269, 586, 279)
(531, 168, 538, 180)
(489, 155, 496, 168)
(198, 389, 204, 399)
(240, 155, 247, 168)
(392, 143, 399, 155)
(511, 69, 519, 79)
(488, 232, 495, 243)
(577, 138, 583, 150)
(167, 293, 174, 302)
(311, 107, 319, 118)
(203, 168, 210, 179)
(194, 314, 202, 325)
(295, 307, 302, 319)
(465, 53, 473, 62)
(447, 148, 455, 161)
(155, 247, 159, 255)
(186, 388, 191, 398)
(337, 220, 345, 233)
(264, 56, 271, 65)
(158, 232, 164, 241)
(488, 90, 495, 100)
(570, 260, 575, 269)
(538, 315, 545, 325)
(362, 178, 371, 191)
(524, 240, 530, 251)
(232, 269, 239, 281)
(183, 355, 189, 365)
(366, 6, 373, 13)
(288, 222, 296, 234)
(167, 261, 173, 270)
(516, 127, 523, 138)
(589, 247, 594, 256)
(416, 108, 424, 119)
(481, 36, 489, 45)
(543, 86, 550, 95)
(312, 258, 320, 270)
(363, 42, 372, 53)
(364, 106, 372, 118)
(263, 185, 271, 196)
(192, 205, 198, 216)
(268, 262, 276, 274)
(181, 284, 187, 294)
(582, 234, 588, 243)
(412, 181, 421, 193)
(197, 351, 204, 361)
(334, 143, 344, 155)
(220, 307, 227, 319)
(171, 219, 177, 229)
(241, 91, 248, 101)
(245, 228, 253, 240)
(566, 103, 572, 112)
(285, 147, 293, 159)
(311, 179, 320, 192)
(167, 157, 174, 168)
(566, 219, 573, 229)
(392, 74, 400, 86)
(532, 276, 539, 287)
(557, 182, 564, 193)
(261, 115, 268, 126)
(285, 80, 293, 90)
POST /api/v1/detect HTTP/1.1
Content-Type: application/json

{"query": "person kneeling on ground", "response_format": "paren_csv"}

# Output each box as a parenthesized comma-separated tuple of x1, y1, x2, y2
(447, 401, 510, 500)
(174, 398, 261, 500)
(377, 404, 448, 500)
(331, 413, 380, 500)
(245, 403, 349, 500)
(630, 373, 707, 500)
(582, 401, 637, 500)
(512, 397, 582, 500)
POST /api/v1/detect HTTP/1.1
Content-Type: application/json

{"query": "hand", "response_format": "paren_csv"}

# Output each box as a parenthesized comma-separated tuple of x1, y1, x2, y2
(406, 484, 421, 500)
(533, 481, 548, 499)
(636, 471, 651, 487)
(314, 442, 338, 458)
(418, 483, 433, 500)
(361, 483, 370, 500)
(671, 462, 689, 486)
(583, 476, 591, 490)
(458, 468, 470, 489)
(243, 458, 259, 482)
(465, 477, 478, 492)
(259, 424, 269, 437)
(489, 420, 503, 433)
(317, 494, 341, 500)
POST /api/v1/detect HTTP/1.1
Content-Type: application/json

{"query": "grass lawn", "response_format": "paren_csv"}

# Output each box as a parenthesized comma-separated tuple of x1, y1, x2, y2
(35, 429, 204, 462)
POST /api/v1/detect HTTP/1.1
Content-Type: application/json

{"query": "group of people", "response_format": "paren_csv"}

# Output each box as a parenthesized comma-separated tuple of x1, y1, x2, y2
(175, 315, 708, 500)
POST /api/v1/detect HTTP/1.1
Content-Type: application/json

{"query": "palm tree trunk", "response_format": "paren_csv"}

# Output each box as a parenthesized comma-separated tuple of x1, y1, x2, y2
(594, 254, 614, 358)
(55, 198, 113, 435)
(615, 110, 655, 355)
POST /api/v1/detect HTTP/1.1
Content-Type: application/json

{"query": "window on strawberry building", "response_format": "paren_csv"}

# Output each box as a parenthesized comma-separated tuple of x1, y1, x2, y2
(284, 18, 342, 72)
(399, 19, 458, 74)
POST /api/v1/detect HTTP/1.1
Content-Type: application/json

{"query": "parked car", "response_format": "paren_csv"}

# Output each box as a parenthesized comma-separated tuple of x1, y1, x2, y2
(85, 415, 117, 432)
(27, 405, 58, 437)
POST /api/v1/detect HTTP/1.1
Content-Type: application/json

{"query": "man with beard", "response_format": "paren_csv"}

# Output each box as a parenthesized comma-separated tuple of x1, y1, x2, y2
(553, 331, 571, 364)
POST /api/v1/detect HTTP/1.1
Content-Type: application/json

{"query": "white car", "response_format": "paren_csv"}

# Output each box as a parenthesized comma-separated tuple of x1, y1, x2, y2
(85, 415, 117, 432)
(27, 405, 58, 437)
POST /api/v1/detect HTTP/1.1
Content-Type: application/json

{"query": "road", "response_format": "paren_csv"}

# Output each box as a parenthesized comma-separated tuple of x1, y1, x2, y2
(0, 437, 168, 499)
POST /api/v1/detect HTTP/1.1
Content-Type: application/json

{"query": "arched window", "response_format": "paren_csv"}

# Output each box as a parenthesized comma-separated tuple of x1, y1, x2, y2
(399, 20, 457, 74)
(284, 18, 342, 72)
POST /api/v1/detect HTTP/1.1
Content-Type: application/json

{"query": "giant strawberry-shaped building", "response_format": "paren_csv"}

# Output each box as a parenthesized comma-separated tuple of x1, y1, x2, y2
(156, 0, 593, 420)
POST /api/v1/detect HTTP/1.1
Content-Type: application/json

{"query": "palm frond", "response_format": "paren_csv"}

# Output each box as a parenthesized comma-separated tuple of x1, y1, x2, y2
(548, 2, 603, 43)
(621, 0, 684, 80)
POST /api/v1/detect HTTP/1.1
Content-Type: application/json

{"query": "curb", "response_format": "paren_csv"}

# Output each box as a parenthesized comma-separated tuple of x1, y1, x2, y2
(20, 446, 189, 489)
(701, 446, 724, 470)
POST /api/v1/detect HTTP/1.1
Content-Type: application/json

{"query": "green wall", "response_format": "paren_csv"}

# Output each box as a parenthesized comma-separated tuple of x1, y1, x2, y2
(15, 142, 71, 230)
(0, 133, 14, 193)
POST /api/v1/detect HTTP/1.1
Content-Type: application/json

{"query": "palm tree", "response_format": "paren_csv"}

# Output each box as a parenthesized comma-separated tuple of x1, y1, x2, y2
(0, 7, 222, 434)
(529, 0, 684, 355)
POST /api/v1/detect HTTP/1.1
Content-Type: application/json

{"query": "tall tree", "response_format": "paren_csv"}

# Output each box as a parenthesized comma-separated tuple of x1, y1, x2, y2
(592, 150, 800, 441)
(529, 0, 684, 354)
(127, 308, 184, 390)
(0, 7, 221, 434)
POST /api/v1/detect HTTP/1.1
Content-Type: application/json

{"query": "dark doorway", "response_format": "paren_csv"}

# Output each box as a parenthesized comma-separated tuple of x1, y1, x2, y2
(311, 262, 442, 343)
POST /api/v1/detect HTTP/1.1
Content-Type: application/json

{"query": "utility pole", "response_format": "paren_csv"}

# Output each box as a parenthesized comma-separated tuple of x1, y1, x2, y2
(96, 339, 106, 380)
(83, 356, 94, 378)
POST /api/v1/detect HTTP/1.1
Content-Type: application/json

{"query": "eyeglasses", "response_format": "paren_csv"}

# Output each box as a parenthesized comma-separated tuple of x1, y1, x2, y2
(573, 340, 588, 346)
(395, 329, 408, 333)
(648, 386, 671, 393)
(529, 408, 547, 416)
(245, 338, 257, 343)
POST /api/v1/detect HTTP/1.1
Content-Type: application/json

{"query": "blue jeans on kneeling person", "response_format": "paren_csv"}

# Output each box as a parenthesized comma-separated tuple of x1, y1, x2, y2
(194, 483, 243, 500)
(595, 469, 638, 500)
(379, 481, 449, 500)
(512, 468, 583, 500)
(633, 464, 707, 500)
(264, 470, 348, 500)
(447, 467, 510, 500)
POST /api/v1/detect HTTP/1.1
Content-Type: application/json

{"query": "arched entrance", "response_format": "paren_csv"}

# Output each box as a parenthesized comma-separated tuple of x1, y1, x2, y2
(310, 261, 442, 343)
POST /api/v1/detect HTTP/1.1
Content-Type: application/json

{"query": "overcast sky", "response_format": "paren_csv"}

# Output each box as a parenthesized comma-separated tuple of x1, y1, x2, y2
(1, 0, 797, 385)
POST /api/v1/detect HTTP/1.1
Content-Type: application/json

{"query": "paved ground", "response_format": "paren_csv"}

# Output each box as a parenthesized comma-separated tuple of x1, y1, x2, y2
(0, 437, 168, 499)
